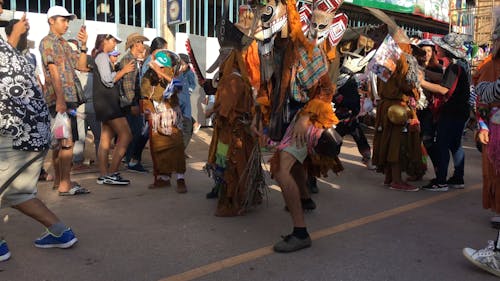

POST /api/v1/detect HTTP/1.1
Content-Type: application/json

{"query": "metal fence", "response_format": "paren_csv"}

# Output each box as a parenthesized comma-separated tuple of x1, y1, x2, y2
(3, 0, 160, 28)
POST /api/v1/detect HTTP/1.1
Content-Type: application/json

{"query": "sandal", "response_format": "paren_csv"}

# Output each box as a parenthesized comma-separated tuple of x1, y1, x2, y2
(53, 181, 80, 191)
(59, 185, 90, 196)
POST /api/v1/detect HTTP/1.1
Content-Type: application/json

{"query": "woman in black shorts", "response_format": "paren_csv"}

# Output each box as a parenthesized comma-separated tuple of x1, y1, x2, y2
(92, 34, 135, 185)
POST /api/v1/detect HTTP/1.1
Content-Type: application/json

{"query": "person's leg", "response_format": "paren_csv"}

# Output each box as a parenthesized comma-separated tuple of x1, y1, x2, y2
(389, 163, 418, 192)
(182, 116, 194, 150)
(273, 151, 311, 253)
(57, 139, 74, 193)
(130, 117, 149, 164)
(13, 198, 59, 228)
(126, 115, 148, 171)
(435, 118, 451, 184)
(291, 162, 316, 210)
(52, 148, 61, 188)
(86, 112, 101, 160)
(422, 117, 450, 191)
(72, 104, 86, 165)
(0, 149, 77, 249)
(125, 113, 140, 164)
(419, 109, 438, 172)
(98, 122, 114, 176)
(350, 119, 375, 169)
(351, 119, 371, 158)
(107, 117, 132, 174)
(449, 119, 467, 180)
(275, 152, 306, 228)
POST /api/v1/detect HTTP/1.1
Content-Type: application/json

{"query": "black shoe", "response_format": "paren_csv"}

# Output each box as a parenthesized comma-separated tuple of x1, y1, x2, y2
(421, 181, 448, 192)
(206, 187, 218, 199)
(301, 198, 316, 211)
(273, 234, 312, 253)
(446, 176, 464, 189)
(307, 176, 319, 194)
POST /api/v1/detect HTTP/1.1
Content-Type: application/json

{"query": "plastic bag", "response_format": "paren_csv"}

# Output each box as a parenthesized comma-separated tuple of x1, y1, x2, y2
(52, 112, 71, 140)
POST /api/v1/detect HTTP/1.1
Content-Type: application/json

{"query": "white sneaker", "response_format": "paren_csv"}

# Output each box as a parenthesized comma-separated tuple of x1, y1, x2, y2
(97, 173, 130, 185)
(362, 158, 376, 170)
(463, 240, 500, 277)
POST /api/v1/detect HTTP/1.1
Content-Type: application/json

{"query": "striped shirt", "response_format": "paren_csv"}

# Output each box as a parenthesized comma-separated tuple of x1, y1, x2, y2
(477, 78, 500, 104)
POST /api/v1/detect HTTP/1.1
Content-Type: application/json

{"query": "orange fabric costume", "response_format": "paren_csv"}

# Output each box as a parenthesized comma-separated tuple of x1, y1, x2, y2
(207, 50, 260, 217)
(372, 54, 423, 176)
(474, 55, 500, 213)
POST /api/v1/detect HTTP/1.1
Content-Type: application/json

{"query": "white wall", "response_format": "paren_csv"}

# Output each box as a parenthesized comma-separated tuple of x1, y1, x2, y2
(4, 11, 158, 83)
(175, 33, 221, 125)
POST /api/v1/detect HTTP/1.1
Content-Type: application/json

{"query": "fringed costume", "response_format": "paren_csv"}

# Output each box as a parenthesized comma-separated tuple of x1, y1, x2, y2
(207, 47, 263, 217)
(141, 65, 186, 186)
(372, 52, 424, 179)
(264, 0, 344, 179)
(475, 55, 500, 213)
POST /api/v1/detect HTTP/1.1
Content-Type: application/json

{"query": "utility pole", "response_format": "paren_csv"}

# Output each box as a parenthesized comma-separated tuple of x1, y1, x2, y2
(160, 0, 177, 51)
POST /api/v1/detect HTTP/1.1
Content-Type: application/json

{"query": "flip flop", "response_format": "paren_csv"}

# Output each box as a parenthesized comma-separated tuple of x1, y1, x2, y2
(59, 185, 91, 196)
(53, 181, 80, 191)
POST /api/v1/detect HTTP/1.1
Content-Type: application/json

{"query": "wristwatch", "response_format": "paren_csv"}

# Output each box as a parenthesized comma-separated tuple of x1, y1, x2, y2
(80, 47, 88, 53)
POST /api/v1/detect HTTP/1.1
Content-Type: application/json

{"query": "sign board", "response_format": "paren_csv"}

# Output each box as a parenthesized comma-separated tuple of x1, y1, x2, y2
(167, 0, 184, 25)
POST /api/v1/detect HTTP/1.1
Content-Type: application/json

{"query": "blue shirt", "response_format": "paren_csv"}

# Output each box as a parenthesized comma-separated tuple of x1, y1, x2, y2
(178, 69, 197, 118)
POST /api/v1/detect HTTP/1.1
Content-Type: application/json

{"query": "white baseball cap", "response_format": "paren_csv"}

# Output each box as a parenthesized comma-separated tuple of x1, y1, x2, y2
(47, 6, 76, 20)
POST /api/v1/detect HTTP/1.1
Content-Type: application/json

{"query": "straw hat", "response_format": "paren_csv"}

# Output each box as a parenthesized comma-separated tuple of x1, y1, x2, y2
(125, 33, 149, 50)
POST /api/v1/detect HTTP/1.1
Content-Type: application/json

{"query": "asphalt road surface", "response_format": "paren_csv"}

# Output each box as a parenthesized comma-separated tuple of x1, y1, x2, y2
(0, 127, 495, 281)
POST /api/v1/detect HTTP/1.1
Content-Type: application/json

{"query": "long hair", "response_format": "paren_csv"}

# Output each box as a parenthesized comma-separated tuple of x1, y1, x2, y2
(150, 37, 167, 54)
(6, 19, 28, 52)
(91, 34, 108, 58)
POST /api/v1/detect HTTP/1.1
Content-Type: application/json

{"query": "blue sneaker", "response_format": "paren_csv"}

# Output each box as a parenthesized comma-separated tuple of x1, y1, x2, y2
(0, 240, 11, 261)
(34, 228, 78, 249)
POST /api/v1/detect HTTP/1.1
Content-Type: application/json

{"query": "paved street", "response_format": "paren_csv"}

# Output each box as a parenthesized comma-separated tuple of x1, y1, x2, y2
(0, 127, 496, 281)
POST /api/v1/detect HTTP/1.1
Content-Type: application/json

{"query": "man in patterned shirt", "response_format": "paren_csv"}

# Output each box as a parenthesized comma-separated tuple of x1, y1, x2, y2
(0, 3, 78, 262)
(40, 6, 90, 196)
(120, 32, 150, 173)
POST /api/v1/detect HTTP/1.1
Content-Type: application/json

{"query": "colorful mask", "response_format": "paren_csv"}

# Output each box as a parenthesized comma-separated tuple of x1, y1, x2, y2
(253, 0, 287, 41)
(299, 0, 347, 46)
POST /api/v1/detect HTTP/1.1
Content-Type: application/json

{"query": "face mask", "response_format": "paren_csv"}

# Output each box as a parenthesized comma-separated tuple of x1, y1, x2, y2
(253, 0, 287, 40)
(309, 10, 334, 44)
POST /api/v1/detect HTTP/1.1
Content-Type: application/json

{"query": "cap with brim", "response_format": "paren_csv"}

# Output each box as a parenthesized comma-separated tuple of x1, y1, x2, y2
(431, 33, 466, 59)
(108, 34, 123, 43)
(154, 51, 172, 67)
(47, 6, 76, 20)
(108, 50, 121, 57)
(125, 33, 149, 50)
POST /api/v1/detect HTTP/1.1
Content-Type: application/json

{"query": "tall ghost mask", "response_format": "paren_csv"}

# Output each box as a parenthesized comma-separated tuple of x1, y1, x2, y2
(253, 0, 287, 41)
(299, 0, 347, 46)
(309, 9, 335, 44)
